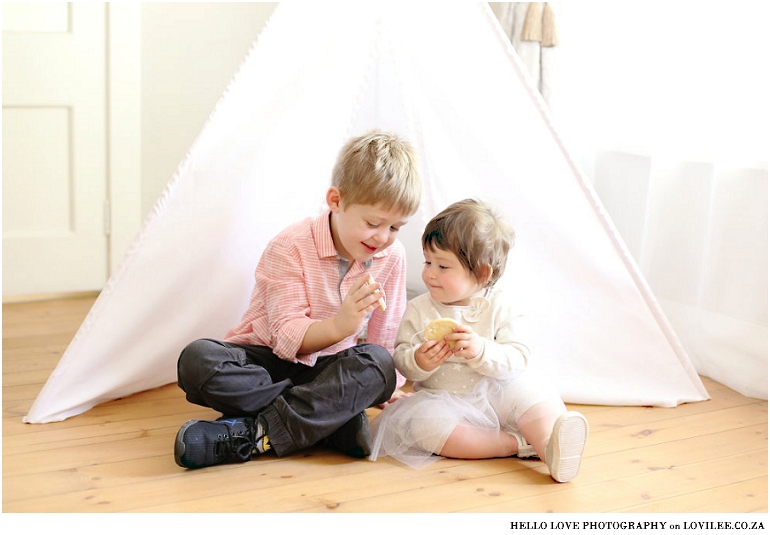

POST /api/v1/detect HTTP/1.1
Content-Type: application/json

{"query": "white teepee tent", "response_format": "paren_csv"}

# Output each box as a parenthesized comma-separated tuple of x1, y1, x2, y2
(24, 3, 708, 424)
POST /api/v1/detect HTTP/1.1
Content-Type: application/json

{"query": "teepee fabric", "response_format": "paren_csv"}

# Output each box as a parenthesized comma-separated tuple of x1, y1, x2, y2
(24, 3, 708, 424)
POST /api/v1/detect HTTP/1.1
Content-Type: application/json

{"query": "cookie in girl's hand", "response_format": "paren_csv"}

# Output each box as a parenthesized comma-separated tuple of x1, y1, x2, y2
(423, 318, 460, 348)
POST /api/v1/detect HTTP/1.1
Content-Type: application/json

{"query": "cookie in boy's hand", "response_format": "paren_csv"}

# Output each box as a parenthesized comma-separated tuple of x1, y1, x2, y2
(368, 275, 387, 311)
(423, 318, 460, 348)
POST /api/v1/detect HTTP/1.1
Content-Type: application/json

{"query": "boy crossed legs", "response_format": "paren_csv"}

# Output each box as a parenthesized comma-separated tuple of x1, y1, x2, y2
(175, 339, 396, 467)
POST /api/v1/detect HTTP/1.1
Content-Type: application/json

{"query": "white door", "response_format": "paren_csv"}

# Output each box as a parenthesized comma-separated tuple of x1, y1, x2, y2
(2, 2, 108, 298)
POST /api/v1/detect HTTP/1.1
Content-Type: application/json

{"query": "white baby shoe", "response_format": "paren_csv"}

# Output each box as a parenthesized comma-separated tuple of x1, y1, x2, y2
(545, 411, 589, 483)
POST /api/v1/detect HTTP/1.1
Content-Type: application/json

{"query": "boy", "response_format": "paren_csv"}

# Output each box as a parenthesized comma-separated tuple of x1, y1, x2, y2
(174, 131, 422, 469)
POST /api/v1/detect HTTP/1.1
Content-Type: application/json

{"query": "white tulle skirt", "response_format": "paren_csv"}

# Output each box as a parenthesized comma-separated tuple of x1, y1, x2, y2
(369, 372, 558, 469)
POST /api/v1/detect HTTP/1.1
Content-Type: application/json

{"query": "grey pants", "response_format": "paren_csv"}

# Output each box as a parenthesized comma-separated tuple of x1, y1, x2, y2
(177, 339, 396, 456)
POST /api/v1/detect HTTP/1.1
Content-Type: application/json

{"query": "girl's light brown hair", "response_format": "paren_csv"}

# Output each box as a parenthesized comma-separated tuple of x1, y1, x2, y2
(422, 198, 515, 287)
(331, 131, 422, 216)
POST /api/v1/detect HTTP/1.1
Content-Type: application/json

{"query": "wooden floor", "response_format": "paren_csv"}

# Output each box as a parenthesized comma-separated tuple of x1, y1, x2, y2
(2, 295, 768, 514)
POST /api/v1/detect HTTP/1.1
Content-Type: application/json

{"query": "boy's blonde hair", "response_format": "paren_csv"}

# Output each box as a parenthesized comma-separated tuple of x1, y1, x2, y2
(331, 131, 422, 216)
(422, 198, 515, 287)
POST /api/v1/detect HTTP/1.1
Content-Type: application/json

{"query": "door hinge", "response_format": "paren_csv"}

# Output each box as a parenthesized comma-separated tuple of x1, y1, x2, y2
(104, 199, 112, 236)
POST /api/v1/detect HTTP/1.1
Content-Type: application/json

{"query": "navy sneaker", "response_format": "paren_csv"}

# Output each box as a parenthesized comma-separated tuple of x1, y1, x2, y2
(319, 411, 372, 459)
(174, 416, 270, 469)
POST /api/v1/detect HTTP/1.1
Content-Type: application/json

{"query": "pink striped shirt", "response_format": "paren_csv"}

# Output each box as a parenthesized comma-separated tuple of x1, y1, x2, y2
(225, 211, 408, 369)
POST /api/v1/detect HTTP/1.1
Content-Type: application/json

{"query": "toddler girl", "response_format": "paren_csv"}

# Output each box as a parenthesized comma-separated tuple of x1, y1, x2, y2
(369, 198, 588, 482)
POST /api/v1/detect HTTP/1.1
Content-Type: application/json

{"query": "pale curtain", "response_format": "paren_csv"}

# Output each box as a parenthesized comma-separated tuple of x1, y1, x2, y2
(491, 2, 560, 108)
(531, 2, 768, 399)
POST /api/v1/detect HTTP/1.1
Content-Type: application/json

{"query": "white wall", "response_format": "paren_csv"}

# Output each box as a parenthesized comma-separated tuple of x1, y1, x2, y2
(140, 2, 277, 218)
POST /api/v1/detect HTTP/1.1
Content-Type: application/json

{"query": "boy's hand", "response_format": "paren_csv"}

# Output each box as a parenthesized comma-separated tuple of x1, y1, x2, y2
(333, 274, 386, 339)
(445, 324, 483, 360)
(414, 339, 453, 371)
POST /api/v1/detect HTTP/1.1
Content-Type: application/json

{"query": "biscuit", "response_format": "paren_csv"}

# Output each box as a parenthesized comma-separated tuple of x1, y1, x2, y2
(368, 275, 387, 311)
(423, 318, 460, 348)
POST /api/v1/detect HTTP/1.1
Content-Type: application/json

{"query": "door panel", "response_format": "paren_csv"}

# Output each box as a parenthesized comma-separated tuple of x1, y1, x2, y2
(2, 3, 108, 297)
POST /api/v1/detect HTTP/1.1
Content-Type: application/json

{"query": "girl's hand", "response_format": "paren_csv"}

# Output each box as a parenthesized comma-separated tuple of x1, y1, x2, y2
(414, 339, 453, 371)
(445, 324, 483, 360)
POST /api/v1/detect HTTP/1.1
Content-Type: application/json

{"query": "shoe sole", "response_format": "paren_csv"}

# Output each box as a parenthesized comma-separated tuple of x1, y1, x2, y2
(546, 412, 588, 483)
(174, 419, 201, 468)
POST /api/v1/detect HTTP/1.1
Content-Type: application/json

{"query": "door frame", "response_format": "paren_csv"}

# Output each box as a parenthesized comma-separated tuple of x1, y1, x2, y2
(106, 3, 142, 274)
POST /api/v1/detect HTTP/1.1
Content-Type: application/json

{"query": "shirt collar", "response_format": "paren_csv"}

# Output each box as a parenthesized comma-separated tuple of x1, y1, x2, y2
(313, 211, 338, 259)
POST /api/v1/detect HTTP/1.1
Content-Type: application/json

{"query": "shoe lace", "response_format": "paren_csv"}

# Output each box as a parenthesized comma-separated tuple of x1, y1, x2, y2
(214, 431, 254, 462)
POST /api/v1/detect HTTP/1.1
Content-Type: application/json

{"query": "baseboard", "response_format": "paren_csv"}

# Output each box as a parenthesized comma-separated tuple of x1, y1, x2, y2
(2, 290, 100, 305)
